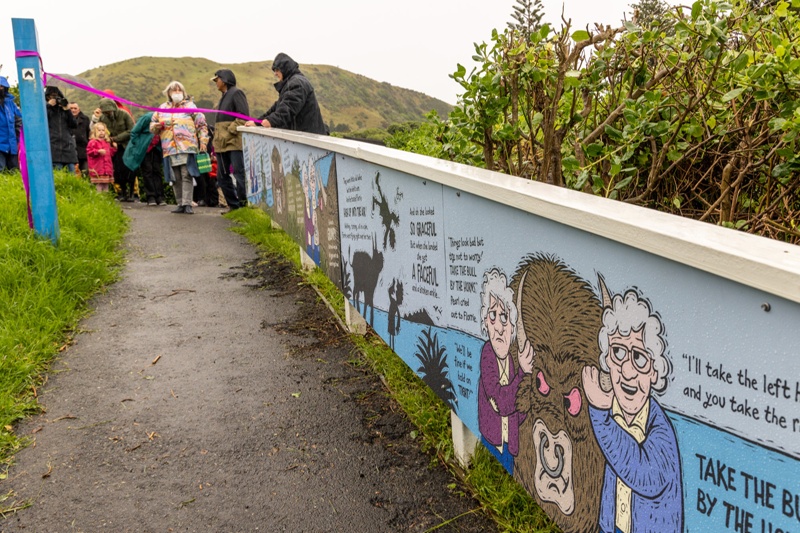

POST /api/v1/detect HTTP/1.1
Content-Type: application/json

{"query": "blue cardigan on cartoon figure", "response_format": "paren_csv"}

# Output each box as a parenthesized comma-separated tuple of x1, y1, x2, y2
(590, 398, 683, 533)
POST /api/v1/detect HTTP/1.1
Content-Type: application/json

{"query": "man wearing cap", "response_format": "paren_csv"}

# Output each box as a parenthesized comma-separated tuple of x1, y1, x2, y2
(245, 53, 327, 135)
(0, 76, 22, 172)
(211, 69, 249, 212)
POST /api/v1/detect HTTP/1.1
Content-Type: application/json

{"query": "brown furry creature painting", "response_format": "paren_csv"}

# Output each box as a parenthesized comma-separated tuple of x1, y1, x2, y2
(511, 254, 606, 532)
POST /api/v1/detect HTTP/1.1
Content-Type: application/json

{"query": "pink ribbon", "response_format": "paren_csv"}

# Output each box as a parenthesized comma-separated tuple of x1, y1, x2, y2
(12, 51, 35, 227)
(15, 50, 260, 121)
(18, 127, 34, 229)
(47, 73, 260, 121)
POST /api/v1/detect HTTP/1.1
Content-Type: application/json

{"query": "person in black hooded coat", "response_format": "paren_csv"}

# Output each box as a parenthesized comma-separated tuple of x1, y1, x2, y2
(212, 68, 249, 211)
(45, 86, 78, 171)
(246, 53, 327, 135)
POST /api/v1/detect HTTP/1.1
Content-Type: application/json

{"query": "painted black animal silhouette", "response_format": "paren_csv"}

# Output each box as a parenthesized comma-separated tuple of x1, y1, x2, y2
(351, 235, 384, 326)
(372, 172, 400, 250)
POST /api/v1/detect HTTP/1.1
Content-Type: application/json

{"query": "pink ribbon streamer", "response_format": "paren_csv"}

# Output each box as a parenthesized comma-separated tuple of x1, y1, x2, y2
(43, 72, 261, 121)
(16, 50, 259, 121)
(18, 127, 34, 229)
(14, 52, 36, 228)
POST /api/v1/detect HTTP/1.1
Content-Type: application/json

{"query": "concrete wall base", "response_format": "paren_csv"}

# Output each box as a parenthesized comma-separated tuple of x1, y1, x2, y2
(451, 410, 478, 468)
(299, 245, 316, 271)
(345, 299, 367, 335)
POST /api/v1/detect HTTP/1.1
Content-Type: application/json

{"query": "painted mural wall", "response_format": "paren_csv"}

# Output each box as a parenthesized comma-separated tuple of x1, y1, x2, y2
(244, 133, 800, 533)
(243, 134, 342, 290)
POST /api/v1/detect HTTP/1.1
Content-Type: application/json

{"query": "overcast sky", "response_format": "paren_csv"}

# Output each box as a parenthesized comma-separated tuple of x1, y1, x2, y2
(2, 0, 645, 105)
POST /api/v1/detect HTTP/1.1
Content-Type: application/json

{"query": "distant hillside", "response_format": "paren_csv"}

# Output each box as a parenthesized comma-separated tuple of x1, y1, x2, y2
(65, 57, 452, 132)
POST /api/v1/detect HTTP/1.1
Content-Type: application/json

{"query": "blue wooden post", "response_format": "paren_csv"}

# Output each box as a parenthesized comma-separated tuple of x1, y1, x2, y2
(12, 18, 59, 244)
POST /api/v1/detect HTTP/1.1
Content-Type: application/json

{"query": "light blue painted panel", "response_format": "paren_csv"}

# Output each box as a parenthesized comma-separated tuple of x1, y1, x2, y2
(244, 132, 800, 533)
(243, 134, 342, 289)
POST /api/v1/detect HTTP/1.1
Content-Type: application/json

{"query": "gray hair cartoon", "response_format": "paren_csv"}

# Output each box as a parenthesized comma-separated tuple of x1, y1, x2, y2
(598, 276, 671, 394)
(480, 267, 518, 343)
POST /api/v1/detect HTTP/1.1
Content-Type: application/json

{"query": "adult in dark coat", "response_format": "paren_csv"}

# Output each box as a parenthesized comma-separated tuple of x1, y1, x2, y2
(246, 53, 327, 135)
(69, 102, 91, 176)
(211, 68, 249, 211)
(44, 86, 78, 171)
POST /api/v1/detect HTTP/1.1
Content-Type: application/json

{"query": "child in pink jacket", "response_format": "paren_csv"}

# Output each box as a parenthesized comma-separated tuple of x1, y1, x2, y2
(86, 122, 116, 192)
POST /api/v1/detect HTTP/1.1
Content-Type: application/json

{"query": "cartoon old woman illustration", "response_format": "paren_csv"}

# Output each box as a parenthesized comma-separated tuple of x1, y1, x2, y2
(477, 267, 534, 473)
(582, 276, 683, 533)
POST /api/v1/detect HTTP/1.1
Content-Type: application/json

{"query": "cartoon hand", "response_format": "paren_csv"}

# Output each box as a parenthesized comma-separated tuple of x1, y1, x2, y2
(582, 366, 613, 409)
(489, 397, 499, 413)
(518, 338, 534, 374)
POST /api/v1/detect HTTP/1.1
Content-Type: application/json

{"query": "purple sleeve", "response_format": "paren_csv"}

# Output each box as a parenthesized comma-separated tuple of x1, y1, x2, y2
(480, 343, 524, 417)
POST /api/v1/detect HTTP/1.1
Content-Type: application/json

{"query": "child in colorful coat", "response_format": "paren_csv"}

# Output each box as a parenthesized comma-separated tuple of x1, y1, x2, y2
(86, 122, 116, 192)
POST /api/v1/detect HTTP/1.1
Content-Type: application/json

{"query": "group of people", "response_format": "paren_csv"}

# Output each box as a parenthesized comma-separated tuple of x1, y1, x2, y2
(0, 52, 327, 215)
(210, 52, 328, 214)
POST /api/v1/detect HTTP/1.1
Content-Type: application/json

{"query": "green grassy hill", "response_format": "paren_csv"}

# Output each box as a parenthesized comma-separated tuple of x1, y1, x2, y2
(64, 57, 452, 132)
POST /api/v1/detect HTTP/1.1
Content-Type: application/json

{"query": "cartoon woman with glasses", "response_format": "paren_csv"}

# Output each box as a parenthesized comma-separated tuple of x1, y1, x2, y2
(582, 277, 683, 533)
(477, 268, 534, 473)
(608, 340, 653, 375)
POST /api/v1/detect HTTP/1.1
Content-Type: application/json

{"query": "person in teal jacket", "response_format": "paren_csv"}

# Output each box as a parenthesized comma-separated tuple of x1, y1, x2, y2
(0, 77, 22, 172)
(123, 112, 154, 172)
(124, 112, 164, 205)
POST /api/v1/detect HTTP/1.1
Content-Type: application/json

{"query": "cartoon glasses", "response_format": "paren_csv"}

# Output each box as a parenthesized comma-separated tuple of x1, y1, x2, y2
(607, 343, 652, 374)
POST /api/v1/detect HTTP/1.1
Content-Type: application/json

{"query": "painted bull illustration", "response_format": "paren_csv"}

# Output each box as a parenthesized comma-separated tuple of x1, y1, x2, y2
(511, 254, 606, 532)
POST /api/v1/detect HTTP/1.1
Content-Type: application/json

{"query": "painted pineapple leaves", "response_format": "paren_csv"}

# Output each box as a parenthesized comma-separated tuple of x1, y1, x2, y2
(415, 328, 457, 409)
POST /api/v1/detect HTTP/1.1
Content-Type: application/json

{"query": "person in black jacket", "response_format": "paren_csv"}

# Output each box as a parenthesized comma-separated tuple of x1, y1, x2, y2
(45, 86, 78, 172)
(211, 68, 249, 212)
(245, 53, 327, 135)
(69, 102, 91, 176)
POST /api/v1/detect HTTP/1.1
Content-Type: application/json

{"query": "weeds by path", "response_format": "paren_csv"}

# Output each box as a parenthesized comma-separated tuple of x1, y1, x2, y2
(226, 207, 560, 533)
(0, 171, 127, 467)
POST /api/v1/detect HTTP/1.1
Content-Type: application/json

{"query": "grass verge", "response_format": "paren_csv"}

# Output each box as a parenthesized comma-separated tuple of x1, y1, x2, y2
(226, 207, 560, 533)
(0, 170, 127, 467)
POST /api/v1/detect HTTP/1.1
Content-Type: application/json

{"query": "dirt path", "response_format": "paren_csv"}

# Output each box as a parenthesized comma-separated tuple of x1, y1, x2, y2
(2, 202, 496, 532)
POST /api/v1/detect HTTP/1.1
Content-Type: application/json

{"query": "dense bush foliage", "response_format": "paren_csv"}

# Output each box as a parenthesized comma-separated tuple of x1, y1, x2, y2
(391, 0, 800, 243)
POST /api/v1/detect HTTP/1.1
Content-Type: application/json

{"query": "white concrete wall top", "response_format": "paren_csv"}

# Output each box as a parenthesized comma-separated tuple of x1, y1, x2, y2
(241, 127, 800, 304)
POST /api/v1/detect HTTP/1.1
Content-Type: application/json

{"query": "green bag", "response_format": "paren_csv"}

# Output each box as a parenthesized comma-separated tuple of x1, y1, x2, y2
(196, 152, 212, 174)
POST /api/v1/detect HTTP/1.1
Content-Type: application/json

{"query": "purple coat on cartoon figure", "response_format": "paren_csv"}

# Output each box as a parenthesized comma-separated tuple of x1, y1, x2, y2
(590, 398, 683, 533)
(478, 341, 527, 457)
